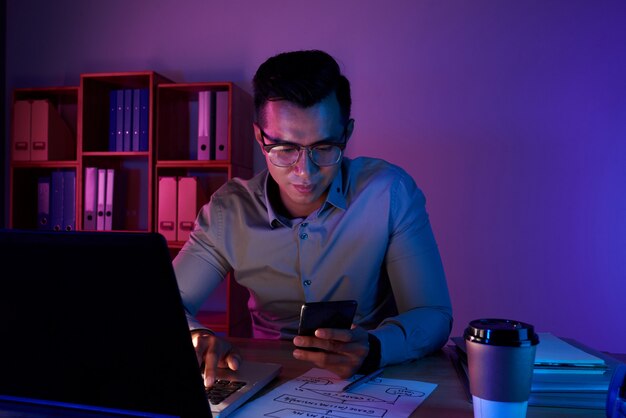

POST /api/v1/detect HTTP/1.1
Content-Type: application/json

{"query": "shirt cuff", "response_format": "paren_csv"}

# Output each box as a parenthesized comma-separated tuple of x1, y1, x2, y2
(186, 313, 214, 334)
(370, 324, 408, 367)
(357, 333, 381, 374)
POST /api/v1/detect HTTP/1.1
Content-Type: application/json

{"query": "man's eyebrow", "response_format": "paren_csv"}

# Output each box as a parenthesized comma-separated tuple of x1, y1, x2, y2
(263, 132, 343, 145)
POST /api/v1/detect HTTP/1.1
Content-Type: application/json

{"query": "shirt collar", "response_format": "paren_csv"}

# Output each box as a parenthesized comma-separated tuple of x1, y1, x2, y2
(262, 173, 285, 228)
(324, 160, 347, 211)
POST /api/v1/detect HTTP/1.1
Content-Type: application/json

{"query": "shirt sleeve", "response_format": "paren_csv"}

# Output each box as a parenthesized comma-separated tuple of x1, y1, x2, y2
(172, 198, 230, 332)
(371, 173, 453, 366)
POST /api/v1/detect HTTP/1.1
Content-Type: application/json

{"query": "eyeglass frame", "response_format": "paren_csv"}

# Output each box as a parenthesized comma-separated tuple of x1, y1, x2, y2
(257, 121, 351, 167)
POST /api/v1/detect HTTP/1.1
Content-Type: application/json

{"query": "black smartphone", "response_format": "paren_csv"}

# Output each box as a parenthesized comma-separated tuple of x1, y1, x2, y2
(297, 300, 358, 336)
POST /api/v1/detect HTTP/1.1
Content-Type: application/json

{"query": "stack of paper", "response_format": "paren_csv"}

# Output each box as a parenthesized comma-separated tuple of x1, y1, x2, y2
(449, 333, 618, 410)
(230, 367, 437, 418)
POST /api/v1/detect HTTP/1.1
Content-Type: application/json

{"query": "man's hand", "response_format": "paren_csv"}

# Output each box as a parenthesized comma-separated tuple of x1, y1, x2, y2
(192, 331, 241, 387)
(292, 325, 370, 378)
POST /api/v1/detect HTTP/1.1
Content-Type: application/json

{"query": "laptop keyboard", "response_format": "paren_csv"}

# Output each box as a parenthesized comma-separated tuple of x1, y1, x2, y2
(206, 379, 247, 405)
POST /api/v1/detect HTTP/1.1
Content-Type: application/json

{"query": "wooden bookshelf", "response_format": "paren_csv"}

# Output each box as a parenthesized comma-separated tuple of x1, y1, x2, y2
(8, 72, 254, 337)
(155, 81, 254, 337)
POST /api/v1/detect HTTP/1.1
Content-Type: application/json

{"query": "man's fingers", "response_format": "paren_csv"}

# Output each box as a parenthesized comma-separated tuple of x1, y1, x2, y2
(203, 349, 220, 388)
(292, 326, 372, 379)
(226, 352, 242, 371)
(193, 332, 210, 366)
(315, 328, 353, 342)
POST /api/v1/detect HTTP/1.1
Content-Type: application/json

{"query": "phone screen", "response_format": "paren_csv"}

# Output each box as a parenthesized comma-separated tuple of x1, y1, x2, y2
(297, 300, 357, 336)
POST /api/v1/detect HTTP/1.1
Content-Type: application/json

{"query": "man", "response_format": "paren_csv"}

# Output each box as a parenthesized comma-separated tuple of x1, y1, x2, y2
(173, 49, 452, 387)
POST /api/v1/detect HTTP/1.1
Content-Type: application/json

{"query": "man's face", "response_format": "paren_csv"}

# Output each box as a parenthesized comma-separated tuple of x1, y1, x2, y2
(255, 94, 352, 218)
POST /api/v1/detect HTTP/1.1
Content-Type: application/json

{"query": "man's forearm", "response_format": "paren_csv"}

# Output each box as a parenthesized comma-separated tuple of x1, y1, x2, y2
(371, 306, 453, 366)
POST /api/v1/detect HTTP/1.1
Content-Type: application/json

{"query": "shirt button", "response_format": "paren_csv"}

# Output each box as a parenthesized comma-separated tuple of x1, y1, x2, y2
(300, 233, 308, 240)
(303, 280, 312, 286)
(300, 222, 308, 228)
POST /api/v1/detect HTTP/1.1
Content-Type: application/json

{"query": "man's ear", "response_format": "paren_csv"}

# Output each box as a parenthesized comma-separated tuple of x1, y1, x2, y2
(344, 118, 355, 143)
(253, 123, 264, 149)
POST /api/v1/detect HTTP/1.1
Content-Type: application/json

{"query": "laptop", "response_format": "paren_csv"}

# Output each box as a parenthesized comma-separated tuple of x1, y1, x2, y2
(0, 229, 281, 418)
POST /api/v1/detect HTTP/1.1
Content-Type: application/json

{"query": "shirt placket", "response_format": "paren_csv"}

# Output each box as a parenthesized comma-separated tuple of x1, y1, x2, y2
(296, 220, 314, 299)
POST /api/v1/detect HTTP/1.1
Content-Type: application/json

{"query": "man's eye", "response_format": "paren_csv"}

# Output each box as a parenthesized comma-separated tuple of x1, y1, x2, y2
(314, 145, 335, 152)
(274, 146, 299, 154)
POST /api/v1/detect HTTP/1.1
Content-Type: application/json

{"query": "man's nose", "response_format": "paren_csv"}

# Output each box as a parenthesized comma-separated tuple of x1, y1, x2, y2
(293, 148, 316, 176)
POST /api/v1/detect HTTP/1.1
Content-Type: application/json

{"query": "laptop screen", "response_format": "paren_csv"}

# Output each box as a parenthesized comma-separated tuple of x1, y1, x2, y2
(0, 229, 212, 418)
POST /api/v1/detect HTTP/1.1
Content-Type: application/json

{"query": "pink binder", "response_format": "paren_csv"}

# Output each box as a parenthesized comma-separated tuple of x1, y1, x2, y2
(215, 90, 229, 160)
(30, 99, 74, 161)
(11, 100, 32, 161)
(176, 177, 198, 242)
(158, 177, 178, 241)
(197, 91, 213, 160)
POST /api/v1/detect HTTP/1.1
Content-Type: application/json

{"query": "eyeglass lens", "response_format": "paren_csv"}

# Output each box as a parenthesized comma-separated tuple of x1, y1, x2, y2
(268, 144, 342, 167)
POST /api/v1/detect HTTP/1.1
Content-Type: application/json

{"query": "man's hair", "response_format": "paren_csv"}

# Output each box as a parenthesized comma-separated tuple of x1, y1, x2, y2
(253, 49, 351, 126)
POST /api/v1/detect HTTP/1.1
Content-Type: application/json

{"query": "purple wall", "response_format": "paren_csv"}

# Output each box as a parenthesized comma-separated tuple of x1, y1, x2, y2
(5, 0, 626, 353)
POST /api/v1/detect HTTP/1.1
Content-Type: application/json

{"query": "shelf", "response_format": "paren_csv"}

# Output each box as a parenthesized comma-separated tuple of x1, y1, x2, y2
(156, 159, 233, 168)
(82, 151, 150, 157)
(9, 87, 80, 230)
(155, 81, 253, 167)
(10, 160, 78, 168)
(8, 72, 254, 337)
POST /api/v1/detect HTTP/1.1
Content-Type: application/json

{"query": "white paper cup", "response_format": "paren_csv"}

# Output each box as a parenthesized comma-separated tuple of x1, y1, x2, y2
(464, 318, 539, 418)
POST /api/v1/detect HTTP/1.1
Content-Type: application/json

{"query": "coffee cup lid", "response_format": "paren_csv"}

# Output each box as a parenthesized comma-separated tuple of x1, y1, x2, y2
(464, 318, 540, 347)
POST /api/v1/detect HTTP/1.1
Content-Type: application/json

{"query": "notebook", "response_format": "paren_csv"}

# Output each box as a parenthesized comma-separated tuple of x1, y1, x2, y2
(451, 334, 608, 373)
(0, 229, 281, 418)
(532, 332, 607, 373)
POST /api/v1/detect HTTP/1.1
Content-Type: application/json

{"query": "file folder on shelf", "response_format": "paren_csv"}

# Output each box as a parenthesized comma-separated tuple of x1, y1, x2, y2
(177, 176, 201, 242)
(109, 90, 117, 151)
(50, 171, 64, 232)
(131, 88, 141, 151)
(62, 170, 76, 231)
(83, 167, 98, 231)
(30, 99, 74, 161)
(197, 90, 214, 160)
(115, 90, 124, 151)
(122, 89, 133, 151)
(96, 169, 107, 231)
(37, 176, 51, 230)
(139, 88, 149, 151)
(215, 90, 229, 160)
(123, 89, 132, 152)
(11, 100, 32, 161)
(157, 177, 178, 241)
(104, 169, 115, 231)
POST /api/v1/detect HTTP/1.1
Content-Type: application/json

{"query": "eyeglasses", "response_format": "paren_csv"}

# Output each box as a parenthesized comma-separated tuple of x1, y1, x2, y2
(258, 124, 348, 168)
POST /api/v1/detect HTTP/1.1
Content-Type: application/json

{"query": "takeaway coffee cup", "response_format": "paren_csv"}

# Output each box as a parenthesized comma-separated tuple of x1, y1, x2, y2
(464, 318, 540, 418)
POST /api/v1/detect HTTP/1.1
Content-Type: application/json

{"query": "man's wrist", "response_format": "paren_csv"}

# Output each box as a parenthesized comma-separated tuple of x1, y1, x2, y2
(358, 333, 381, 374)
(190, 328, 214, 346)
(190, 328, 214, 336)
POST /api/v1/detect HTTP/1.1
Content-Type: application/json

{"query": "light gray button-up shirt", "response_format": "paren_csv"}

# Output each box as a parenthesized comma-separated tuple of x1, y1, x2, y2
(173, 156, 452, 366)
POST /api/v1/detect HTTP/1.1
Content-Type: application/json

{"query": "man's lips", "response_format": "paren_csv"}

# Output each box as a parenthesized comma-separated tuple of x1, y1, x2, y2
(293, 183, 314, 194)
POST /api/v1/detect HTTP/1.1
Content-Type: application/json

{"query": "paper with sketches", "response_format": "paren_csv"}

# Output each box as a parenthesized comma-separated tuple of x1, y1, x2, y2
(230, 367, 437, 418)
